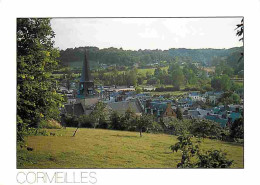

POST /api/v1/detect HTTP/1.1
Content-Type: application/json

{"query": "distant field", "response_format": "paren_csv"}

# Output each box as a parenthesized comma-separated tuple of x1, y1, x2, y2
(148, 91, 189, 96)
(17, 128, 243, 168)
(137, 66, 169, 75)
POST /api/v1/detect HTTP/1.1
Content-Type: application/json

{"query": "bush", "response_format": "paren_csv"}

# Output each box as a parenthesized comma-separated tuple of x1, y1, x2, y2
(39, 119, 62, 129)
(155, 86, 180, 92)
(78, 115, 94, 128)
(190, 119, 222, 139)
(63, 115, 79, 127)
(27, 127, 49, 136)
(197, 149, 233, 168)
(183, 87, 201, 91)
(166, 119, 192, 135)
(230, 118, 243, 140)
(147, 121, 164, 133)
(171, 134, 233, 168)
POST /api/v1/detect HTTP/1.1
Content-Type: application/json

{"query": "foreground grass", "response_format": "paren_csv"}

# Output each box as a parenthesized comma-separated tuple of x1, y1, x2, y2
(17, 128, 243, 168)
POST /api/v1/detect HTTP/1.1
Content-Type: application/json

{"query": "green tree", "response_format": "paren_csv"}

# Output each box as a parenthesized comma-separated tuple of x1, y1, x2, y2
(190, 119, 222, 139)
(109, 111, 122, 130)
(220, 75, 232, 91)
(170, 63, 184, 89)
(136, 114, 153, 137)
(17, 18, 64, 145)
(230, 118, 243, 139)
(176, 107, 183, 120)
(90, 102, 107, 128)
(171, 134, 233, 168)
(135, 87, 142, 94)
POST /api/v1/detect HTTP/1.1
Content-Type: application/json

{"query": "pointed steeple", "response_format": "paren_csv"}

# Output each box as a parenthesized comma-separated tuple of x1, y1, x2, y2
(80, 49, 93, 82)
(78, 48, 95, 97)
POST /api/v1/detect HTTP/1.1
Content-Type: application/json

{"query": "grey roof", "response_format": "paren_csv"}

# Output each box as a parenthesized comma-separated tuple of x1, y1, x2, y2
(107, 100, 142, 115)
(64, 103, 85, 116)
(188, 110, 200, 118)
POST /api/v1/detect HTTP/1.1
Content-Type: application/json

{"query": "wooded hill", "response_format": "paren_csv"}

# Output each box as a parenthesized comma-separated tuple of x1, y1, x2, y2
(58, 46, 243, 70)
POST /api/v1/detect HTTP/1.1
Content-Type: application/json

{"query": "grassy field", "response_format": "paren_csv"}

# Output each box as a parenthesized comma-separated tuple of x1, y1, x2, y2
(17, 128, 243, 169)
(148, 91, 189, 96)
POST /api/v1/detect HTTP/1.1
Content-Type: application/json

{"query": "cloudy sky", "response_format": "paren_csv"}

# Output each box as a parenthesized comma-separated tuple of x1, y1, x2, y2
(51, 18, 243, 50)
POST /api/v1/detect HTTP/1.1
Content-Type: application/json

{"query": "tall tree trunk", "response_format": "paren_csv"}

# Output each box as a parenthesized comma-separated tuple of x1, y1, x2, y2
(140, 129, 142, 137)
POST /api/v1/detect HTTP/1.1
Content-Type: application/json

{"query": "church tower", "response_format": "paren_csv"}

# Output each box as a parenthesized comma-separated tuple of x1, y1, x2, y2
(78, 49, 94, 97)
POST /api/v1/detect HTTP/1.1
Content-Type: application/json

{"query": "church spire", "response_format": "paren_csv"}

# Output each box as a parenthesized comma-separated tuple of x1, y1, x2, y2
(80, 49, 92, 82)
(78, 48, 95, 97)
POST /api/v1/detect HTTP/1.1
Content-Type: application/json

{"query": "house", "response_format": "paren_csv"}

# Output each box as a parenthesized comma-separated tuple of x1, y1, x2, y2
(177, 98, 193, 108)
(144, 100, 176, 119)
(107, 99, 143, 116)
(187, 108, 210, 119)
(189, 92, 206, 102)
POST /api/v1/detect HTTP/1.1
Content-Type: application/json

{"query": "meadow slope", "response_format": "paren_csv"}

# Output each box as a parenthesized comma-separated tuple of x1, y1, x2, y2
(17, 128, 243, 168)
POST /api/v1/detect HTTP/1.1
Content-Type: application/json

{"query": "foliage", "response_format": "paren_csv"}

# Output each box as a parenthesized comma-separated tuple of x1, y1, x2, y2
(211, 75, 232, 91)
(90, 102, 108, 128)
(169, 63, 184, 89)
(17, 18, 65, 145)
(135, 114, 154, 137)
(170, 134, 199, 168)
(166, 119, 192, 135)
(109, 111, 123, 130)
(196, 149, 233, 168)
(190, 119, 222, 139)
(59, 46, 243, 68)
(78, 115, 94, 128)
(63, 115, 79, 127)
(235, 18, 244, 42)
(171, 134, 233, 168)
(176, 107, 183, 120)
(230, 118, 244, 139)
(38, 119, 62, 129)
(135, 86, 142, 94)
(218, 91, 241, 105)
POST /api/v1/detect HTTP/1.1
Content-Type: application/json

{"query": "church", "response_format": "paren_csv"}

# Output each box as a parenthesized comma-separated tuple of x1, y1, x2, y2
(63, 49, 99, 117)
(78, 49, 95, 97)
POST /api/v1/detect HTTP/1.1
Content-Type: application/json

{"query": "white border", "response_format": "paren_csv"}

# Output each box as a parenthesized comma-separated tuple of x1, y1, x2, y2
(1, 0, 260, 184)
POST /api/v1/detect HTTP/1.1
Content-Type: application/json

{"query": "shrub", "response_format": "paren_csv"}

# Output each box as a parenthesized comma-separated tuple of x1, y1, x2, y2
(39, 119, 62, 129)
(230, 118, 244, 140)
(63, 114, 79, 127)
(166, 119, 192, 135)
(78, 115, 94, 128)
(171, 134, 233, 168)
(196, 149, 233, 168)
(190, 119, 222, 139)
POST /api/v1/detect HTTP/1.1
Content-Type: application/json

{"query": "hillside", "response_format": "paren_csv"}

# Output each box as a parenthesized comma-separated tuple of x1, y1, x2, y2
(17, 128, 243, 168)
(58, 46, 243, 69)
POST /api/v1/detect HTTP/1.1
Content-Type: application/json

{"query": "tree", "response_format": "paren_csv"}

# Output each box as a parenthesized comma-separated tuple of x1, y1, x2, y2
(17, 18, 64, 145)
(135, 87, 142, 94)
(235, 18, 244, 62)
(176, 107, 183, 120)
(90, 102, 107, 128)
(136, 114, 153, 137)
(169, 63, 184, 89)
(171, 134, 233, 168)
(230, 118, 243, 140)
(218, 92, 241, 105)
(220, 75, 231, 91)
(190, 119, 222, 139)
(109, 111, 122, 130)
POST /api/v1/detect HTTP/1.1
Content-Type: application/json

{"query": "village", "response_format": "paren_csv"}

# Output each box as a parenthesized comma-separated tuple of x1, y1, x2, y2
(16, 18, 244, 170)
(60, 50, 243, 129)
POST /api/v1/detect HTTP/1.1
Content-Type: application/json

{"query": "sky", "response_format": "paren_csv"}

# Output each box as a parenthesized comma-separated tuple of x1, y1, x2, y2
(51, 18, 243, 51)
